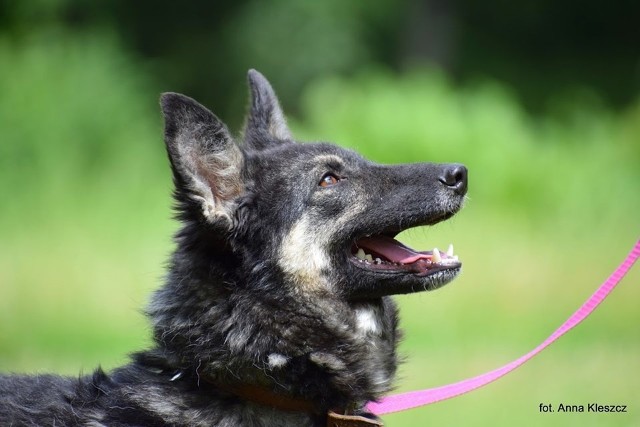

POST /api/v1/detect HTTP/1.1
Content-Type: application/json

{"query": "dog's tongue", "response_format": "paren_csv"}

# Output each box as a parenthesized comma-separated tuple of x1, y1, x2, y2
(356, 236, 431, 264)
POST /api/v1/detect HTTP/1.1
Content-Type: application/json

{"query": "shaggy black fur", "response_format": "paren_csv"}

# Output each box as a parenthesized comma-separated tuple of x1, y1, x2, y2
(0, 70, 467, 426)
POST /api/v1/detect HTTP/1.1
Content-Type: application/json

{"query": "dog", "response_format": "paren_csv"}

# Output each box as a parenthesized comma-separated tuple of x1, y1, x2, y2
(0, 70, 467, 427)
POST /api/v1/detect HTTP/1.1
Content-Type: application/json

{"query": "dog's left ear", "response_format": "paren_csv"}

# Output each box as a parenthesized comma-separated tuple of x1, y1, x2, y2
(161, 92, 244, 228)
(243, 69, 293, 150)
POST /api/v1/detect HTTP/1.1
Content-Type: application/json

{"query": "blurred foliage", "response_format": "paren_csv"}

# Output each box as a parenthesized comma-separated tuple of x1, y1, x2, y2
(0, 32, 167, 227)
(1, 0, 639, 124)
(0, 33, 170, 370)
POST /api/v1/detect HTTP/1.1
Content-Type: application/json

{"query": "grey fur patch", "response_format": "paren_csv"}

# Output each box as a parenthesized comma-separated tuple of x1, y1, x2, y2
(354, 306, 381, 337)
(309, 352, 347, 372)
(267, 353, 290, 369)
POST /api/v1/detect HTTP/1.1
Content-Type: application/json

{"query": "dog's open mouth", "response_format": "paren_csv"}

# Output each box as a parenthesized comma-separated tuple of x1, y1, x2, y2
(350, 235, 461, 276)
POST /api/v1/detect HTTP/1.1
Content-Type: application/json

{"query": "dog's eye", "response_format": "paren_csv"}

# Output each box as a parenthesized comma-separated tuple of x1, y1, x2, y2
(319, 173, 340, 187)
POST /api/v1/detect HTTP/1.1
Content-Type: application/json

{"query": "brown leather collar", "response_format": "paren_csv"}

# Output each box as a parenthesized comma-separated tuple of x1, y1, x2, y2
(212, 382, 383, 426)
(221, 382, 318, 414)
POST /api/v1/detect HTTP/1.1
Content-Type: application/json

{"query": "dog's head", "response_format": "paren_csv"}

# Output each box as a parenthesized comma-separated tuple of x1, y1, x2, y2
(160, 70, 467, 302)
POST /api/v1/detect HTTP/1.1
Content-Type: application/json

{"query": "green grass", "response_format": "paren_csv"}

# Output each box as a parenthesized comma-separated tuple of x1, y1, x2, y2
(0, 37, 638, 425)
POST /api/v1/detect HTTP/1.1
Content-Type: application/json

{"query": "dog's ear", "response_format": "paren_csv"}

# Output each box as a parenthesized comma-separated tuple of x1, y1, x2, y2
(243, 69, 293, 150)
(161, 92, 244, 227)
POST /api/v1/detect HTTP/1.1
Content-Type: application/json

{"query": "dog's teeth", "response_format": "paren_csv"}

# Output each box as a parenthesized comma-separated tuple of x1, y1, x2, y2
(446, 244, 454, 257)
(375, 258, 382, 264)
(365, 254, 373, 262)
(432, 248, 442, 263)
(356, 248, 366, 260)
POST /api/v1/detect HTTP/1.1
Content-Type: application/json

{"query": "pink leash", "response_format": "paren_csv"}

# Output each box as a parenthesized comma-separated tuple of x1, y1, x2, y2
(368, 239, 640, 416)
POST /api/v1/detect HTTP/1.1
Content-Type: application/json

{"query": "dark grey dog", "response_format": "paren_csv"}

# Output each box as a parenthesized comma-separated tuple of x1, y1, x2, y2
(0, 70, 467, 427)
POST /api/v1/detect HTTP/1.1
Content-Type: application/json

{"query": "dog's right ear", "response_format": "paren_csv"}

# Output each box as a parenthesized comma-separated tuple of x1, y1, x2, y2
(160, 93, 244, 228)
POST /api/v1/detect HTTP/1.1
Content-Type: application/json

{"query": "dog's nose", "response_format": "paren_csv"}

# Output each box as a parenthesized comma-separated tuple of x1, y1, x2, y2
(439, 164, 468, 196)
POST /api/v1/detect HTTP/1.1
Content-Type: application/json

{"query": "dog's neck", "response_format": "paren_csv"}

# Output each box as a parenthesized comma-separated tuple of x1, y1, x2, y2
(146, 251, 398, 423)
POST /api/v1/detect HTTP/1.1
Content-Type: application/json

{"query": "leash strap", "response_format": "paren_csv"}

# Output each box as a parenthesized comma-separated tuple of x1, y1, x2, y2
(368, 239, 640, 416)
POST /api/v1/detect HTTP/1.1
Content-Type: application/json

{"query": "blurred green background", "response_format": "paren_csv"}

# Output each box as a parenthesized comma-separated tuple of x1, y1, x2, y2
(0, 1, 638, 425)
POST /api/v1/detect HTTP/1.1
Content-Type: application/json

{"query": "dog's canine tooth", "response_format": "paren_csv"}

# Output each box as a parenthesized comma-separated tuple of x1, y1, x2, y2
(447, 244, 454, 257)
(375, 258, 382, 264)
(356, 248, 366, 260)
(365, 254, 373, 262)
(432, 248, 442, 263)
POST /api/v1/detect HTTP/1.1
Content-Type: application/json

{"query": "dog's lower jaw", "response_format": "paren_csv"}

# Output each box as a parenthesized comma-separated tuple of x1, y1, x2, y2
(344, 263, 461, 300)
